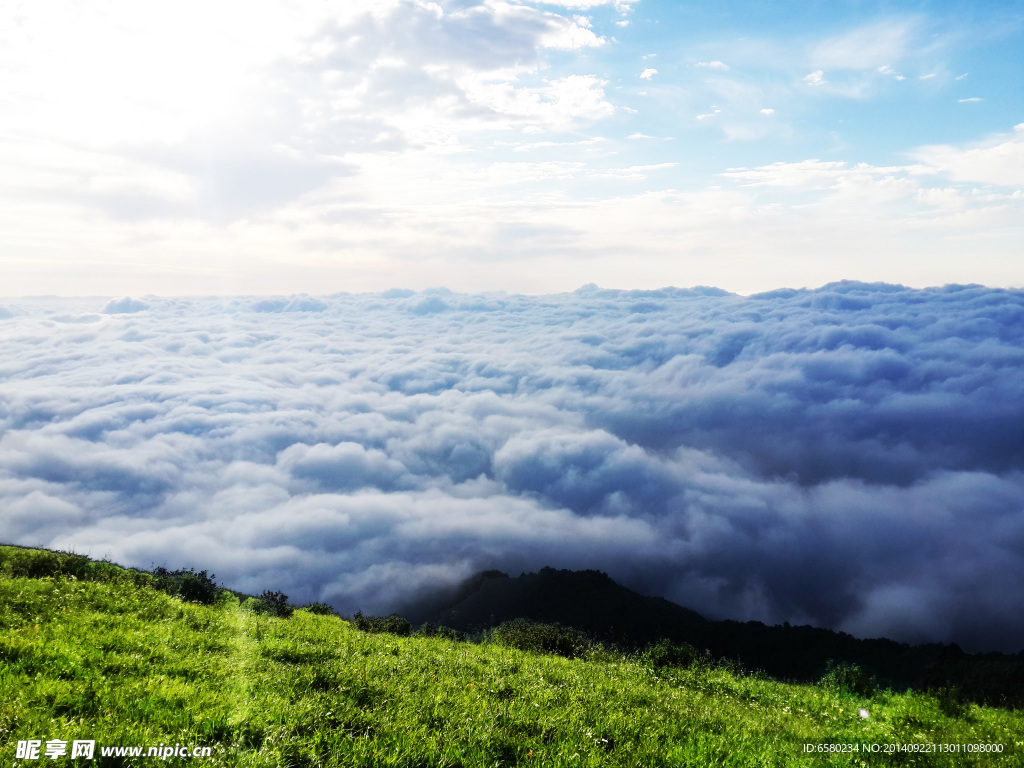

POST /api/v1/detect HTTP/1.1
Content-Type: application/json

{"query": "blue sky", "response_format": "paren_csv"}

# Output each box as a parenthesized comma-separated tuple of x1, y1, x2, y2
(1, 0, 1022, 294)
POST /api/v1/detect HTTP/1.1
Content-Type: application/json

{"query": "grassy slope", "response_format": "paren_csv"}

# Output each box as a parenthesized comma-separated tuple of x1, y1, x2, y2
(1, 547, 1022, 767)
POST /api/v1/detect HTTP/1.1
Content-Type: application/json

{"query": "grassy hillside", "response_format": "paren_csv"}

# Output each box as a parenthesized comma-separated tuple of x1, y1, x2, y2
(1, 546, 1022, 767)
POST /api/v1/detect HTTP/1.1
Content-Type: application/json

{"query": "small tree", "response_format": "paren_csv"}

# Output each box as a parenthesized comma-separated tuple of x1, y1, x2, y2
(248, 590, 294, 618)
(819, 660, 877, 697)
(153, 567, 220, 605)
(303, 602, 337, 616)
(644, 639, 706, 671)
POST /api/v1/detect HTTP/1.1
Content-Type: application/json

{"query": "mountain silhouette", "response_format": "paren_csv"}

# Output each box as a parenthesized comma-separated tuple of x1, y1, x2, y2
(411, 566, 706, 647)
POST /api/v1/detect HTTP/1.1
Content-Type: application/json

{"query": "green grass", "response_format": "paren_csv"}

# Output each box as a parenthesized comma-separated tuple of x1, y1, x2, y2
(1, 546, 1022, 766)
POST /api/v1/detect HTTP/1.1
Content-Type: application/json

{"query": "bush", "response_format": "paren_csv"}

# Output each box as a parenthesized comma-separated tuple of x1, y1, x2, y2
(414, 622, 465, 641)
(153, 567, 221, 605)
(352, 611, 411, 636)
(241, 597, 262, 613)
(931, 685, 970, 719)
(303, 602, 337, 616)
(644, 639, 707, 670)
(248, 590, 294, 618)
(819, 660, 877, 697)
(491, 619, 595, 659)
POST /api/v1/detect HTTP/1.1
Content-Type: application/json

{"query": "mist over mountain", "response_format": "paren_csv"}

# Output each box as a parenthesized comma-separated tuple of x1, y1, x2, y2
(2, 282, 1023, 652)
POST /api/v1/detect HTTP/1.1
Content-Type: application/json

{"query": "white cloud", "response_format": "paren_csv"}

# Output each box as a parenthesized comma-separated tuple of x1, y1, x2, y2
(541, 18, 606, 50)
(640, 68, 657, 80)
(531, 0, 631, 7)
(958, 97, 983, 103)
(507, 136, 606, 152)
(588, 162, 677, 180)
(760, 108, 775, 116)
(804, 70, 826, 86)
(911, 124, 1024, 187)
(811, 20, 914, 71)
(461, 74, 615, 129)
(0, 0, 613, 232)
(695, 60, 729, 71)
(723, 159, 869, 188)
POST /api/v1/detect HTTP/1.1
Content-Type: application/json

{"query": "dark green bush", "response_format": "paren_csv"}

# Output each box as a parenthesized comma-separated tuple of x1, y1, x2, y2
(415, 622, 465, 641)
(249, 590, 294, 618)
(352, 611, 412, 636)
(153, 567, 221, 605)
(303, 602, 337, 616)
(819, 660, 877, 697)
(644, 639, 707, 670)
(931, 685, 970, 719)
(491, 619, 595, 659)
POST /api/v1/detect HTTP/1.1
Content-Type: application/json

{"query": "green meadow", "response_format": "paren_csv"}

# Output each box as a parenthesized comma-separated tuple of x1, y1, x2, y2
(1, 545, 1021, 767)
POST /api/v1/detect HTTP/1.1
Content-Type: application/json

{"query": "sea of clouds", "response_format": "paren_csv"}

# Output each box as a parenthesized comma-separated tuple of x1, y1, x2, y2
(2, 281, 1023, 652)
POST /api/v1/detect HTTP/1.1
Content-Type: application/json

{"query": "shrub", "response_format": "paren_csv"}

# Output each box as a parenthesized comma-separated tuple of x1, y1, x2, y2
(352, 611, 412, 636)
(491, 619, 595, 659)
(241, 597, 263, 613)
(644, 639, 706, 670)
(819, 660, 877, 697)
(303, 602, 337, 616)
(248, 590, 294, 618)
(153, 567, 221, 605)
(931, 685, 970, 719)
(414, 622, 465, 641)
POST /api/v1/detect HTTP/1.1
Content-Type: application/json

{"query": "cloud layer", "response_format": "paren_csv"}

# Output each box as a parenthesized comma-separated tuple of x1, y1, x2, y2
(2, 282, 1023, 652)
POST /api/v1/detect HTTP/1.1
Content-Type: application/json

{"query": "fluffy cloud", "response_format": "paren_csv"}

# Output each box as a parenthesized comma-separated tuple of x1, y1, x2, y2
(804, 70, 826, 87)
(0, 0, 613, 228)
(911, 123, 1024, 187)
(2, 284, 1023, 652)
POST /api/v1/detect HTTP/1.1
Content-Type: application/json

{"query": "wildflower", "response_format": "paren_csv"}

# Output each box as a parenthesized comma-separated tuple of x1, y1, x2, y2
(859, 709, 869, 719)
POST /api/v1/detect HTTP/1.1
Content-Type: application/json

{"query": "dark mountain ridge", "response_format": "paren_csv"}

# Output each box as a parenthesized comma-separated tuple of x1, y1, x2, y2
(408, 566, 1024, 708)
(410, 566, 706, 647)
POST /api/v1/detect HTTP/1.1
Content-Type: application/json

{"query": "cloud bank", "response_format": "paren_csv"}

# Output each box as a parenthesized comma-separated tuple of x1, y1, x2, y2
(2, 283, 1023, 652)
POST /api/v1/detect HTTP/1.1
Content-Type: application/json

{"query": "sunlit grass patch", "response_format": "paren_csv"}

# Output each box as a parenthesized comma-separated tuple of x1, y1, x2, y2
(2, 546, 1023, 767)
